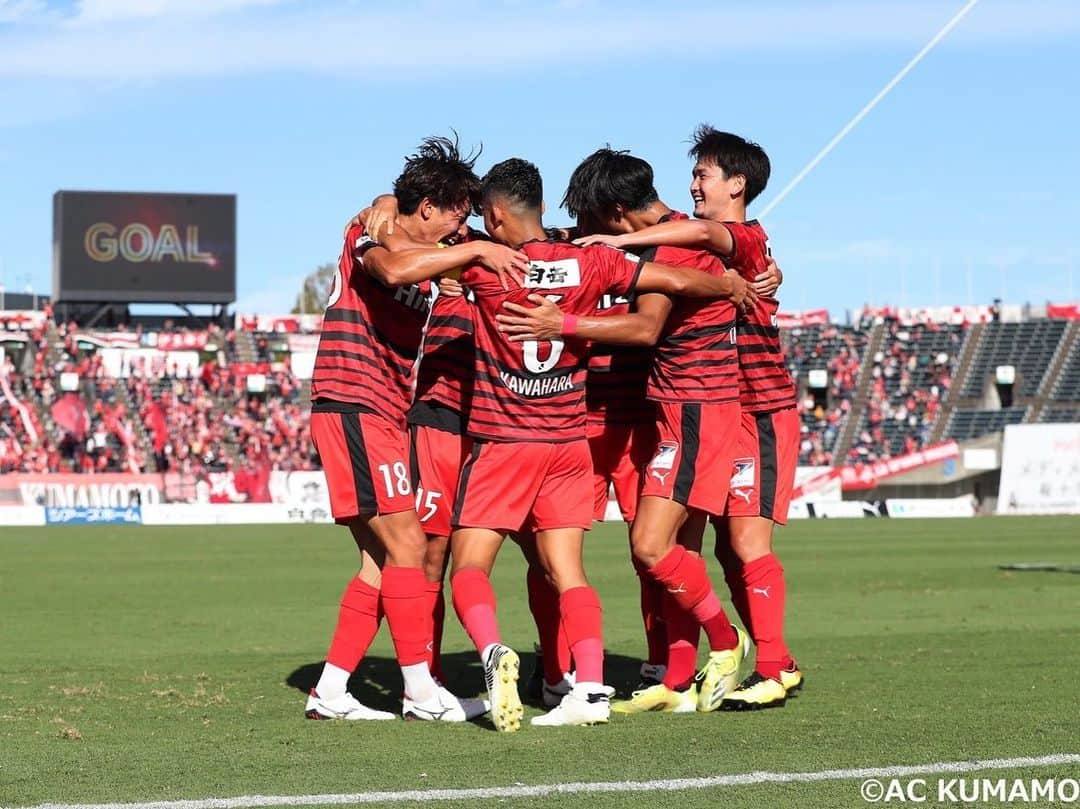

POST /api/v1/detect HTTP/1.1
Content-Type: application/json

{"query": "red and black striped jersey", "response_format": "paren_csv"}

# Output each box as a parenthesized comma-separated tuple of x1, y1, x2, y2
(722, 220, 796, 412)
(640, 244, 740, 405)
(310, 222, 431, 428)
(463, 240, 642, 443)
(585, 291, 654, 430)
(412, 289, 474, 417)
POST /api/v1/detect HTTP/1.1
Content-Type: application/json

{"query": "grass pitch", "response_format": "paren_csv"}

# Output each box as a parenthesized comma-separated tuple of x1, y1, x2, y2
(1, 517, 1078, 808)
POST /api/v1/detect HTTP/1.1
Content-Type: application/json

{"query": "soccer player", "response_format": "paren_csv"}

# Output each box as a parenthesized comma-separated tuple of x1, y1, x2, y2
(576, 128, 802, 709)
(305, 136, 527, 722)
(497, 148, 757, 713)
(448, 158, 752, 730)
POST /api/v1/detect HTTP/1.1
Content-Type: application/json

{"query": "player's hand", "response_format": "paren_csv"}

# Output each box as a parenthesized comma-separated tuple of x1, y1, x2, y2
(342, 211, 364, 237)
(438, 276, 464, 298)
(496, 295, 564, 341)
(573, 233, 625, 248)
(365, 195, 399, 241)
(727, 270, 758, 315)
(475, 242, 529, 290)
(752, 256, 783, 297)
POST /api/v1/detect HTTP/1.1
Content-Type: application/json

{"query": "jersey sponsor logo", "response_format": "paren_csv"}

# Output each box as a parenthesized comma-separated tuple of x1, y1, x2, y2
(731, 457, 756, 489)
(499, 370, 574, 398)
(393, 283, 431, 315)
(524, 259, 581, 289)
(649, 440, 679, 484)
(597, 293, 631, 311)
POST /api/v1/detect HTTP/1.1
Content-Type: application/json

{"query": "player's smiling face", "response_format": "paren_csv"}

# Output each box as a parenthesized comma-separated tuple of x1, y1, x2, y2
(690, 159, 743, 219)
(421, 198, 472, 243)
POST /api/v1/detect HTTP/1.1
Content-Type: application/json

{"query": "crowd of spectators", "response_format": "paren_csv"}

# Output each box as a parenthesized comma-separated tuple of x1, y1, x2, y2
(846, 320, 962, 462)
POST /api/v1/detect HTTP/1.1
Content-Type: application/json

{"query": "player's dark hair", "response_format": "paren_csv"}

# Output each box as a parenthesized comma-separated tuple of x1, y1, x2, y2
(481, 158, 543, 212)
(689, 125, 770, 205)
(393, 133, 482, 216)
(561, 147, 659, 220)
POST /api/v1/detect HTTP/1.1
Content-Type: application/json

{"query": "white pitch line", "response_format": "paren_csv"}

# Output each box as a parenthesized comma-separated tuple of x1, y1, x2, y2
(12, 753, 1080, 809)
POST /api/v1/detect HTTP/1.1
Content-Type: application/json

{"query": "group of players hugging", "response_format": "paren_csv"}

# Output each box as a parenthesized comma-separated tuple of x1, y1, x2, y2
(302, 126, 802, 731)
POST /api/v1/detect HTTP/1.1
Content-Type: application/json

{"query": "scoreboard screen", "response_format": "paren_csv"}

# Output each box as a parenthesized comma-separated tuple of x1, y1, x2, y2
(53, 191, 236, 304)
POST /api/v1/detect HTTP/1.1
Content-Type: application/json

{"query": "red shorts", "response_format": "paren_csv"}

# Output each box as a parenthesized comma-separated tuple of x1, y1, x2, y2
(641, 400, 741, 516)
(454, 439, 592, 533)
(724, 406, 799, 524)
(310, 408, 414, 523)
(588, 421, 656, 522)
(410, 424, 471, 538)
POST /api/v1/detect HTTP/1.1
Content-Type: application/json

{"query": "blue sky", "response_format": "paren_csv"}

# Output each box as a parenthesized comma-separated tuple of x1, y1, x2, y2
(1, 0, 1078, 318)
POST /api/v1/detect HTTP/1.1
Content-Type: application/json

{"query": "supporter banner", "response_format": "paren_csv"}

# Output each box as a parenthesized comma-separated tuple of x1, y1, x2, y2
(776, 309, 829, 329)
(286, 334, 320, 353)
(155, 332, 210, 351)
(237, 314, 323, 333)
(1047, 302, 1080, 320)
(841, 441, 960, 490)
(858, 305, 994, 326)
(0, 473, 164, 508)
(100, 348, 201, 378)
(0, 311, 45, 331)
(997, 423, 1080, 515)
(79, 331, 141, 349)
(290, 350, 316, 380)
(45, 505, 142, 525)
(270, 470, 331, 523)
(791, 467, 842, 503)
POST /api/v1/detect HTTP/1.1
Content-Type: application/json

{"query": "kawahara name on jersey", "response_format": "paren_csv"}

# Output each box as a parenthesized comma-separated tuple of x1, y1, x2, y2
(500, 371, 575, 397)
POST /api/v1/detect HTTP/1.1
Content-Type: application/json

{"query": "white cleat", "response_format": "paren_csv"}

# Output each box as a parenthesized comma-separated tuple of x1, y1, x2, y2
(304, 689, 395, 721)
(542, 672, 575, 708)
(531, 685, 613, 727)
(402, 686, 489, 722)
(483, 644, 524, 733)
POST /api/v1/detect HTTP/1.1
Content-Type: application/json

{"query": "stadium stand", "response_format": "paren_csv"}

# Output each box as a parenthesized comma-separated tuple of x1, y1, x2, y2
(959, 320, 1068, 399)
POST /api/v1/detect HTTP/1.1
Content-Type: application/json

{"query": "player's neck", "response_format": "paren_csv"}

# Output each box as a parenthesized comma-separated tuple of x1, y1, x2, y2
(627, 201, 673, 230)
(504, 220, 548, 248)
(710, 199, 746, 223)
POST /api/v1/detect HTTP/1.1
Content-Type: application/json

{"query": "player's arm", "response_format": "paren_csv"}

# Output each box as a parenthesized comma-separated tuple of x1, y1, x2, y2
(496, 292, 672, 345)
(576, 219, 735, 257)
(343, 194, 399, 239)
(362, 240, 527, 289)
(636, 261, 755, 309)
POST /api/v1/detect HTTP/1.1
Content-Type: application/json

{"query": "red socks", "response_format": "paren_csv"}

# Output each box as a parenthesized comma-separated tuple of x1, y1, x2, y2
(526, 567, 572, 685)
(632, 556, 668, 666)
(325, 576, 382, 672)
(560, 586, 604, 684)
(451, 568, 501, 654)
(379, 566, 432, 667)
(423, 580, 446, 683)
(741, 554, 792, 680)
(661, 592, 700, 691)
(649, 545, 738, 652)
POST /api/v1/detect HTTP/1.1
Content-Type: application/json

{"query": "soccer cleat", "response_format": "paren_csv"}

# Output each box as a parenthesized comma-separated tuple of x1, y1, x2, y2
(542, 672, 575, 708)
(304, 689, 395, 721)
(694, 626, 750, 712)
(637, 662, 667, 688)
(483, 644, 524, 733)
(402, 685, 489, 722)
(531, 686, 613, 727)
(611, 683, 697, 714)
(721, 672, 787, 711)
(779, 663, 804, 694)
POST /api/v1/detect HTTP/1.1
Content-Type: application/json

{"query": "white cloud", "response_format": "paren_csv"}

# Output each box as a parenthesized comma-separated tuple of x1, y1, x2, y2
(0, 0, 43, 23)
(0, 1, 1077, 81)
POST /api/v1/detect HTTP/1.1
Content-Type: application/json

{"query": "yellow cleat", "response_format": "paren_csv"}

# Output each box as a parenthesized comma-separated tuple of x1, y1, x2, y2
(611, 683, 698, 714)
(695, 626, 750, 712)
(779, 664, 804, 694)
(721, 672, 787, 710)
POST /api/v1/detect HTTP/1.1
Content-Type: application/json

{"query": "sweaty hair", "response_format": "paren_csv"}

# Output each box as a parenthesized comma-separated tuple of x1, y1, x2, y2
(561, 147, 659, 220)
(481, 157, 543, 211)
(689, 125, 770, 206)
(393, 134, 482, 216)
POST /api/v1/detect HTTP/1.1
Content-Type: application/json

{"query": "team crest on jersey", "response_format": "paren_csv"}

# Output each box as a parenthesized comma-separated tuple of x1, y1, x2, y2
(730, 457, 756, 489)
(649, 441, 679, 484)
(525, 259, 581, 289)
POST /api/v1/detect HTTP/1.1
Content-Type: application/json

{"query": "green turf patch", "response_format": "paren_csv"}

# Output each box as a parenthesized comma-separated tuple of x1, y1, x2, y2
(1, 517, 1077, 806)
